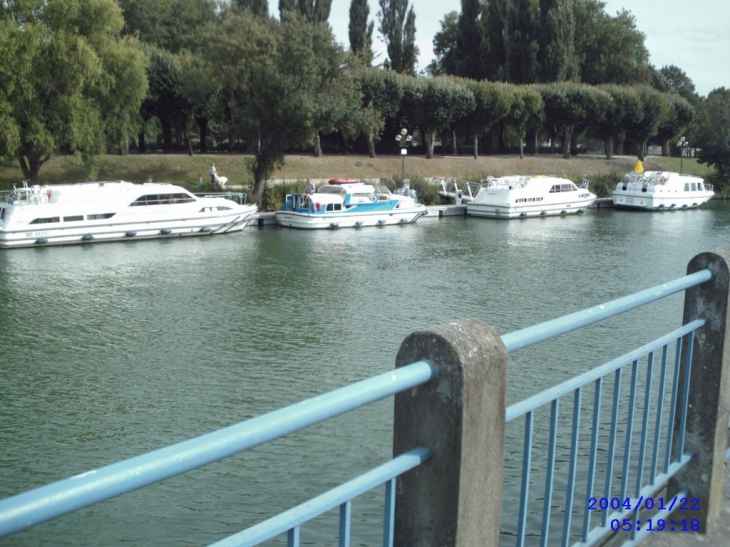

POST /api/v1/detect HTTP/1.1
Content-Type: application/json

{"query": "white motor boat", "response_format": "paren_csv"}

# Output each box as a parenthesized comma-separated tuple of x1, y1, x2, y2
(612, 171, 713, 211)
(0, 181, 257, 248)
(467, 175, 596, 218)
(275, 179, 426, 229)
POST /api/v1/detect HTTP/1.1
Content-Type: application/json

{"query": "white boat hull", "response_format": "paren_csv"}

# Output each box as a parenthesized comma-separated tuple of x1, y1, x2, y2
(0, 211, 255, 248)
(275, 208, 425, 229)
(467, 197, 595, 218)
(612, 192, 713, 210)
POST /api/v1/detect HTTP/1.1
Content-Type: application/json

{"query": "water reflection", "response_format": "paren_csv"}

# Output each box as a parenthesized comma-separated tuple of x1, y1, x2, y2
(1, 203, 729, 546)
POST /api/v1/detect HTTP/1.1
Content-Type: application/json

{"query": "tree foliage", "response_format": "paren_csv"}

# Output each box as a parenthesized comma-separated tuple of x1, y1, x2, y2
(0, 0, 147, 183)
(117, 0, 217, 54)
(696, 88, 730, 186)
(378, 0, 418, 75)
(204, 12, 349, 195)
(348, 0, 374, 65)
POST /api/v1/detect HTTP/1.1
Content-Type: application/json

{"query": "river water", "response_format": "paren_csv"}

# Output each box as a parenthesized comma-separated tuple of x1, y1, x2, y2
(1, 202, 729, 546)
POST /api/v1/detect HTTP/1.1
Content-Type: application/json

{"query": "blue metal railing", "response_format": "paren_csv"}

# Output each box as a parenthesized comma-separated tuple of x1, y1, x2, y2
(0, 361, 437, 545)
(0, 269, 712, 546)
(501, 269, 710, 547)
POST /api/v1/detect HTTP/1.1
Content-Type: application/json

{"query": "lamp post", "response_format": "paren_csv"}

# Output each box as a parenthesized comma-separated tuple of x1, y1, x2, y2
(396, 128, 413, 178)
(677, 136, 689, 174)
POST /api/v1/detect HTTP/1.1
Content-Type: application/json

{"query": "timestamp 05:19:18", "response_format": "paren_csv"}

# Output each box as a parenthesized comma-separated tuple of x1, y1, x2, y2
(611, 518, 700, 532)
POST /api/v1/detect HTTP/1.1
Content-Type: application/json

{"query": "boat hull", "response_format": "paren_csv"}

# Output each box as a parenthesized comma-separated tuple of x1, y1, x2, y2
(0, 209, 256, 248)
(612, 192, 713, 211)
(467, 197, 595, 219)
(275, 208, 425, 229)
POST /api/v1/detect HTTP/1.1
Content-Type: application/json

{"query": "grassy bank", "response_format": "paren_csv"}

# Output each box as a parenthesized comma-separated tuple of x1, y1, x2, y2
(0, 152, 712, 190)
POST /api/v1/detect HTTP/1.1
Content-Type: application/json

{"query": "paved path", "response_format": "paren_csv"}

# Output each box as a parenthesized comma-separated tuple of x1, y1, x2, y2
(641, 461, 730, 546)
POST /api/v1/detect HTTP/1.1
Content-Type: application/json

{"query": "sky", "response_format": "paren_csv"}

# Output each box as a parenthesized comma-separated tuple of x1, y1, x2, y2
(320, 0, 730, 97)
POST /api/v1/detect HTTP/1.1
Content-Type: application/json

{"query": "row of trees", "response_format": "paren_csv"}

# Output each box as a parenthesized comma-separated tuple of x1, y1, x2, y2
(0, 0, 728, 194)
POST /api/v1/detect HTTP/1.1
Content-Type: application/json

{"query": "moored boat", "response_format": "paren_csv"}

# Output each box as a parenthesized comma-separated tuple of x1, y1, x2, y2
(466, 175, 596, 218)
(275, 179, 426, 229)
(612, 171, 713, 211)
(0, 180, 257, 248)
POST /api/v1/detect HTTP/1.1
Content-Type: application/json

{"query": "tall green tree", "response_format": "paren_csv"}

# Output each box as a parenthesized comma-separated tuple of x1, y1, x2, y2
(118, 0, 217, 54)
(660, 65, 699, 105)
(298, 0, 332, 23)
(378, 0, 418, 74)
(351, 67, 404, 157)
(456, 0, 487, 80)
(205, 12, 349, 195)
(574, 3, 651, 86)
(503, 84, 543, 158)
(348, 0, 374, 64)
(485, 0, 510, 82)
(236, 0, 269, 17)
(539, 0, 579, 82)
(695, 88, 730, 187)
(457, 80, 513, 159)
(279, 0, 296, 18)
(0, 0, 147, 183)
(429, 11, 460, 76)
(509, 0, 539, 84)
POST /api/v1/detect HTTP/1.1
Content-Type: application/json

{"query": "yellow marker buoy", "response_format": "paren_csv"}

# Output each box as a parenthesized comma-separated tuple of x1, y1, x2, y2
(633, 160, 644, 173)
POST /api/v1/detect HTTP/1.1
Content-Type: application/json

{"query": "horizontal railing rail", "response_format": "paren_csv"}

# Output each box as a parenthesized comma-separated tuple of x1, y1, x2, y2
(501, 269, 711, 352)
(0, 361, 437, 541)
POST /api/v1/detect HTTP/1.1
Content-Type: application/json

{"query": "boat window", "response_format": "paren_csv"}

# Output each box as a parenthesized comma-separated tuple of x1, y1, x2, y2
(0, 208, 4, 220)
(88, 213, 116, 220)
(216, 206, 231, 211)
(350, 192, 375, 203)
(684, 183, 689, 192)
(326, 203, 334, 212)
(691, 183, 697, 191)
(698, 183, 704, 191)
(63, 215, 83, 222)
(334, 203, 342, 211)
(29, 217, 60, 224)
(130, 193, 193, 206)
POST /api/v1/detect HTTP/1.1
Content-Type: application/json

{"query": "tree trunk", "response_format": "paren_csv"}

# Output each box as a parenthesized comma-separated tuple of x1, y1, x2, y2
(138, 130, 147, 153)
(161, 118, 173, 153)
(198, 117, 208, 153)
(184, 129, 194, 156)
(367, 132, 376, 158)
(452, 130, 458, 155)
(426, 129, 436, 159)
(473, 133, 479, 159)
(518, 132, 525, 159)
(562, 125, 574, 159)
(313, 132, 322, 157)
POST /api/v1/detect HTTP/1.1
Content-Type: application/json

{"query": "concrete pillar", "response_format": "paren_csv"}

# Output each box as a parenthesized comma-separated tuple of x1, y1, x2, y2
(392, 318, 509, 547)
(670, 249, 730, 531)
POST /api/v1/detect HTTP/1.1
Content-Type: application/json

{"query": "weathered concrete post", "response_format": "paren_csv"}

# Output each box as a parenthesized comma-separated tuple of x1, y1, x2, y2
(392, 318, 508, 547)
(669, 249, 730, 531)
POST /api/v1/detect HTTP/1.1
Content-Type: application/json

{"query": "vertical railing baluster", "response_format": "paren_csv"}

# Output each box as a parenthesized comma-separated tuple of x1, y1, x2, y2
(677, 332, 695, 459)
(516, 411, 534, 547)
(540, 399, 559, 547)
(650, 344, 669, 483)
(287, 526, 300, 547)
(582, 378, 602, 542)
(339, 501, 351, 547)
(603, 368, 623, 528)
(665, 337, 683, 473)
(631, 352, 654, 540)
(619, 360, 639, 501)
(383, 478, 395, 547)
(561, 388, 581, 547)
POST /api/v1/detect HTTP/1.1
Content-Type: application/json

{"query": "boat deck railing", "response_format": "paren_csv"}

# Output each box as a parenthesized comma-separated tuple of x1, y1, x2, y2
(1, 250, 729, 547)
(195, 191, 249, 205)
(435, 177, 484, 202)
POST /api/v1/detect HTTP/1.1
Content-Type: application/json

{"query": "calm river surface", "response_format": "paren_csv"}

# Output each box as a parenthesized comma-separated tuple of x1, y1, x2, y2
(1, 201, 729, 546)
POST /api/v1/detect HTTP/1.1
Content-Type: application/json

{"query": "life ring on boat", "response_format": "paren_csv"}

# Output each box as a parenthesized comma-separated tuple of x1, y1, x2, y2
(313, 202, 321, 212)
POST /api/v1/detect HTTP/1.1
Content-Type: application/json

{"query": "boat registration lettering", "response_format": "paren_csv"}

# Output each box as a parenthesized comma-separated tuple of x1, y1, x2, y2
(25, 230, 48, 238)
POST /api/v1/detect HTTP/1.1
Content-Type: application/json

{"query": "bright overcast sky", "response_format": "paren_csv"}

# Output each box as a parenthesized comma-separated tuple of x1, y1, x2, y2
(319, 0, 730, 97)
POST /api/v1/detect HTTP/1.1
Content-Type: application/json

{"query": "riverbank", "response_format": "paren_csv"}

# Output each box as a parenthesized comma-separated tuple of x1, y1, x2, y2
(0, 153, 712, 188)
